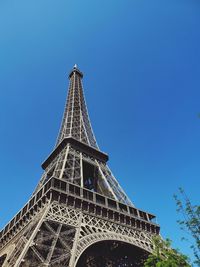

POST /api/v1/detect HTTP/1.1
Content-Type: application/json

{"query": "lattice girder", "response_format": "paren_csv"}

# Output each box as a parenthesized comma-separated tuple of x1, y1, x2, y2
(0, 66, 161, 266)
(56, 66, 98, 149)
(46, 203, 154, 265)
(36, 141, 133, 206)
(0, 200, 157, 266)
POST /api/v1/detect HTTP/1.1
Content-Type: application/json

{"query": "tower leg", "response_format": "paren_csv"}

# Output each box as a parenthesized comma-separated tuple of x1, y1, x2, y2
(14, 205, 50, 267)
(68, 214, 82, 267)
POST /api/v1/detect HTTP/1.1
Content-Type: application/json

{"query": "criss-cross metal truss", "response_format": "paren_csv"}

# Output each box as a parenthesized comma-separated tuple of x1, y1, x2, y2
(56, 66, 98, 149)
(35, 143, 132, 206)
(0, 65, 160, 266)
(34, 65, 132, 206)
(0, 191, 159, 267)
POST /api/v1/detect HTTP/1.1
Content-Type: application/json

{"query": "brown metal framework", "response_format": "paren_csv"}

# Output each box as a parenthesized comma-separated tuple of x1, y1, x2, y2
(0, 65, 160, 266)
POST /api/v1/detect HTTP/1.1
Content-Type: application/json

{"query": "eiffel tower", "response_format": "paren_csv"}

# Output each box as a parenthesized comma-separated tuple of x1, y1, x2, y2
(0, 65, 160, 267)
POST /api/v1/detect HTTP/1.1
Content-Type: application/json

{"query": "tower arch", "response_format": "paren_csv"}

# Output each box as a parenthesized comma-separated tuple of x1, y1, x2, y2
(74, 225, 154, 266)
(75, 239, 149, 267)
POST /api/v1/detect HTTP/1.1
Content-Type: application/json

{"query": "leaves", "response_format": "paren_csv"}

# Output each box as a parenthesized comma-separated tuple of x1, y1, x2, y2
(174, 188, 200, 266)
(144, 236, 191, 267)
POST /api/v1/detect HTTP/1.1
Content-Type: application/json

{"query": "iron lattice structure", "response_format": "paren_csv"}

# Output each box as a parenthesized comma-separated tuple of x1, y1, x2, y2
(0, 66, 160, 267)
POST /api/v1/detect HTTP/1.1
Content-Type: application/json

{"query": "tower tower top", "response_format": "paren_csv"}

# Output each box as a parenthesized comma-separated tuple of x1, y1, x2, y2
(69, 64, 83, 78)
(57, 65, 96, 148)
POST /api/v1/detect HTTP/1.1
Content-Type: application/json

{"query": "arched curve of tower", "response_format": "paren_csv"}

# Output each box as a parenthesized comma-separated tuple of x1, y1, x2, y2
(75, 239, 150, 267)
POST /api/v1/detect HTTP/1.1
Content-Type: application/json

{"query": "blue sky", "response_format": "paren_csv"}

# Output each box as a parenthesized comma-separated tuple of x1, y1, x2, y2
(0, 0, 200, 263)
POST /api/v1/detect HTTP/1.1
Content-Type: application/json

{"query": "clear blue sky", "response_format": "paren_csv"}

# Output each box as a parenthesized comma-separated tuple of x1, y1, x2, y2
(0, 0, 199, 263)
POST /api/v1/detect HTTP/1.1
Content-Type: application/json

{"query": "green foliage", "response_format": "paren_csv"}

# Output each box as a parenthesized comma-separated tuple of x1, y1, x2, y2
(174, 188, 200, 266)
(144, 236, 191, 267)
